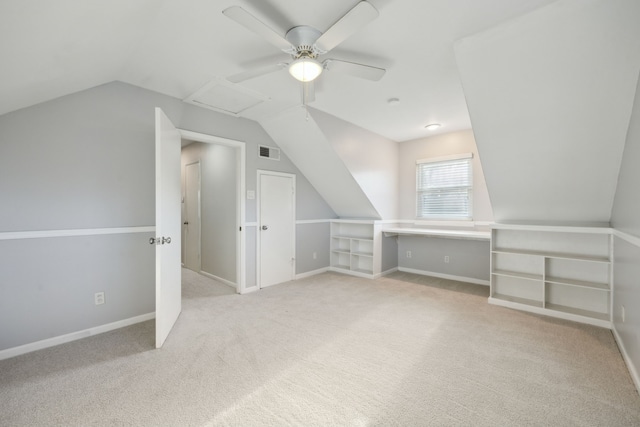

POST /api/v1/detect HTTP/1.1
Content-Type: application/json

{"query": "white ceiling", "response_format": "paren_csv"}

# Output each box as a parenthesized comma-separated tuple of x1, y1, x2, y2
(0, 0, 558, 142)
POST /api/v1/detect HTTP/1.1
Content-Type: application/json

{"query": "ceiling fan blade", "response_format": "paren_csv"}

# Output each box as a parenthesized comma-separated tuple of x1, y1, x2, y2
(222, 6, 292, 52)
(315, 1, 379, 53)
(227, 63, 288, 83)
(302, 81, 316, 104)
(324, 59, 386, 81)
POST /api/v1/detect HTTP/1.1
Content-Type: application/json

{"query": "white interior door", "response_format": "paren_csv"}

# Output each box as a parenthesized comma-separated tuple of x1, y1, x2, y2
(184, 162, 200, 272)
(259, 171, 295, 288)
(155, 108, 182, 348)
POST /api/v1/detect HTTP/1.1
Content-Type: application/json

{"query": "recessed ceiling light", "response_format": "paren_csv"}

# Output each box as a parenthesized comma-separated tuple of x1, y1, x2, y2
(425, 123, 441, 131)
(387, 98, 400, 106)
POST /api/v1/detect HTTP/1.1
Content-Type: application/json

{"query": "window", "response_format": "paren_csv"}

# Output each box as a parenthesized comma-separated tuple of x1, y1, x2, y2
(416, 153, 473, 219)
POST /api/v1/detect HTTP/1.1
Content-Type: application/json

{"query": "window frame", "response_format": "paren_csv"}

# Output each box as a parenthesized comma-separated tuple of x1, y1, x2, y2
(415, 153, 473, 220)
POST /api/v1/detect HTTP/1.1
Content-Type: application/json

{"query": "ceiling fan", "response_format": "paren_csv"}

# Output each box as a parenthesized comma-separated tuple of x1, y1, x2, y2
(222, 1, 386, 102)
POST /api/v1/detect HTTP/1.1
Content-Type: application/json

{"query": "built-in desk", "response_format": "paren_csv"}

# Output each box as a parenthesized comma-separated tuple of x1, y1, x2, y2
(382, 227, 491, 241)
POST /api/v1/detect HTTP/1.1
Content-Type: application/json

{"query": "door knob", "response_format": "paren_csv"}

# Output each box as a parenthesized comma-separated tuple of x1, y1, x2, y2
(261, 225, 268, 230)
(149, 236, 172, 245)
(183, 221, 189, 225)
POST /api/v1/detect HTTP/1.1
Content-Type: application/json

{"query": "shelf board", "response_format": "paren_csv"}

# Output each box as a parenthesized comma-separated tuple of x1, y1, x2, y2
(332, 264, 351, 270)
(331, 249, 351, 255)
(351, 251, 373, 257)
(492, 249, 609, 264)
(545, 276, 609, 291)
(492, 293, 543, 308)
(351, 267, 374, 275)
(545, 303, 609, 321)
(492, 269, 542, 282)
(332, 235, 372, 241)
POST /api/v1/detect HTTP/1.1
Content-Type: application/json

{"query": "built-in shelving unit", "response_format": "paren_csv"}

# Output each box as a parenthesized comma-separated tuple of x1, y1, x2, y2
(490, 224, 612, 328)
(330, 220, 382, 278)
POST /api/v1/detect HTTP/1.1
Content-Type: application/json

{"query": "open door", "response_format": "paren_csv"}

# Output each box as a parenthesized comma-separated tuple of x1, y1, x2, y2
(155, 108, 182, 348)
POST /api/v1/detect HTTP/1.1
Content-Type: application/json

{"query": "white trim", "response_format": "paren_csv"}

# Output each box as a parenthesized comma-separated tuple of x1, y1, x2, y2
(245, 222, 258, 227)
(241, 285, 259, 294)
(295, 267, 329, 280)
(474, 221, 493, 228)
(413, 220, 476, 228)
(0, 226, 155, 241)
(376, 267, 399, 278)
(613, 229, 640, 248)
(200, 270, 237, 289)
(178, 129, 246, 295)
(416, 152, 473, 164)
(398, 267, 490, 286)
(612, 325, 640, 393)
(0, 312, 155, 361)
(488, 297, 611, 329)
(491, 223, 612, 234)
(383, 227, 490, 241)
(296, 219, 331, 225)
(329, 266, 374, 279)
(329, 218, 377, 224)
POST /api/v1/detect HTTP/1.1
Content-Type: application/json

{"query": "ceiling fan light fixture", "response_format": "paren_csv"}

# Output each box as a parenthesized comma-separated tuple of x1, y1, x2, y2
(289, 57, 323, 82)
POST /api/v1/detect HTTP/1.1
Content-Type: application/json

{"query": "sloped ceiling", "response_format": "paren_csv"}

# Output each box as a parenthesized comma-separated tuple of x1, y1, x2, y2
(0, 0, 557, 142)
(455, 0, 640, 224)
(260, 107, 380, 219)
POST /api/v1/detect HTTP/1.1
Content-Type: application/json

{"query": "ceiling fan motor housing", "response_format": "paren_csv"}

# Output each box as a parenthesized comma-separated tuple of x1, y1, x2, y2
(285, 26, 323, 57)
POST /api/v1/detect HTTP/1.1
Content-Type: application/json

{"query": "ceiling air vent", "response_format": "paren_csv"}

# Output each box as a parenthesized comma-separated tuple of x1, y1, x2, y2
(259, 145, 280, 161)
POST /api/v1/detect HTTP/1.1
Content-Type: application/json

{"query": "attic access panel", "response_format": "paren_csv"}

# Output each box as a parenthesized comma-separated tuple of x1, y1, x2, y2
(184, 78, 269, 116)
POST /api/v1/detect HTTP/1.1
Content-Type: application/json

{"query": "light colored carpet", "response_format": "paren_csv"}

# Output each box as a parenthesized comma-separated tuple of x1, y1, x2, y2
(1, 269, 638, 426)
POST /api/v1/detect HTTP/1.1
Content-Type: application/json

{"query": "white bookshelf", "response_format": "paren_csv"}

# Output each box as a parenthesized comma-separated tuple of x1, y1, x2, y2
(490, 224, 612, 328)
(330, 220, 382, 278)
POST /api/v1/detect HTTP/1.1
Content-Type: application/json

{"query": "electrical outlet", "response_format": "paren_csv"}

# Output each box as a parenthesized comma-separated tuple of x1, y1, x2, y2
(313, 252, 317, 260)
(406, 251, 412, 258)
(95, 292, 105, 305)
(444, 256, 450, 263)
(622, 305, 625, 323)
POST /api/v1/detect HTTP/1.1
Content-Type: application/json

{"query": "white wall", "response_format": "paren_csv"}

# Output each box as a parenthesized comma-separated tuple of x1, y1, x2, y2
(611, 70, 640, 390)
(454, 0, 640, 224)
(261, 106, 379, 219)
(398, 129, 493, 222)
(311, 108, 399, 220)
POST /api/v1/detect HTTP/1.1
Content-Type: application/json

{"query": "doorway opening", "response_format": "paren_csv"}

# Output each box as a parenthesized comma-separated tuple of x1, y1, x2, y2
(179, 130, 246, 294)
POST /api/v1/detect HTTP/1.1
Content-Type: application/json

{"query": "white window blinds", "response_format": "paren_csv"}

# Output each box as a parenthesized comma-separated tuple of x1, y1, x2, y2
(416, 153, 473, 219)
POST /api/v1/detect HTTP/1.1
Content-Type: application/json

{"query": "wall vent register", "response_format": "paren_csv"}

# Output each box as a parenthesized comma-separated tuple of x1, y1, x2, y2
(259, 145, 280, 161)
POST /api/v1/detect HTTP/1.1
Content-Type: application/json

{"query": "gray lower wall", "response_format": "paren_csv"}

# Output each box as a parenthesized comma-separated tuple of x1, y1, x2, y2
(0, 81, 335, 352)
(381, 234, 399, 273)
(296, 222, 330, 275)
(397, 236, 490, 283)
(0, 232, 155, 350)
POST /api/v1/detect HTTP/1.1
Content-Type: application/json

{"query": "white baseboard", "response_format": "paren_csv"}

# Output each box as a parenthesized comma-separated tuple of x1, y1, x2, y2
(0, 312, 155, 361)
(200, 270, 237, 289)
(374, 267, 399, 279)
(296, 267, 329, 280)
(398, 267, 490, 286)
(240, 285, 259, 295)
(612, 325, 640, 393)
